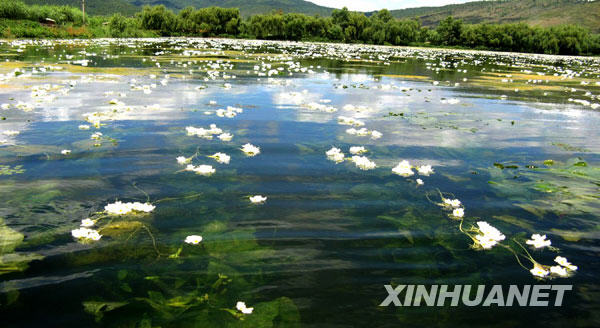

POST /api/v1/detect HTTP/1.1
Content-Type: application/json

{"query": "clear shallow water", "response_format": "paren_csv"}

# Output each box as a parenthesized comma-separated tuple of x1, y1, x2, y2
(0, 38, 599, 327)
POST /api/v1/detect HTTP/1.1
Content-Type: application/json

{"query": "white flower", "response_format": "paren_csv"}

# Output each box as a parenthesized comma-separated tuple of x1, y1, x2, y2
(475, 235, 498, 249)
(349, 146, 367, 155)
(71, 227, 102, 241)
(554, 256, 577, 271)
(210, 152, 230, 164)
(130, 202, 156, 213)
(530, 265, 549, 278)
(550, 265, 568, 277)
(351, 156, 376, 170)
(326, 147, 342, 156)
(417, 165, 434, 176)
(371, 130, 382, 139)
(241, 143, 260, 156)
(104, 201, 132, 215)
(2, 130, 19, 136)
(474, 221, 505, 249)
(186, 164, 215, 176)
(443, 198, 461, 208)
(78, 124, 90, 130)
(81, 218, 95, 227)
(452, 208, 464, 218)
(249, 195, 267, 204)
(392, 160, 413, 176)
(91, 132, 103, 140)
(416, 179, 424, 185)
(176, 156, 190, 165)
(218, 133, 233, 141)
(184, 235, 203, 245)
(526, 234, 551, 249)
(61, 149, 71, 155)
(236, 301, 253, 314)
(104, 201, 155, 215)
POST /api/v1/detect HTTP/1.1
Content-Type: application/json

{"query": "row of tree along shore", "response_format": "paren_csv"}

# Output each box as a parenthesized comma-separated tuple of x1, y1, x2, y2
(1, 0, 599, 56)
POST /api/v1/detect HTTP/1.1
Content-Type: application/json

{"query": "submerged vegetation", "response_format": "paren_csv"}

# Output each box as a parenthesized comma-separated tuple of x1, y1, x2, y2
(1, 0, 600, 55)
(0, 13, 600, 327)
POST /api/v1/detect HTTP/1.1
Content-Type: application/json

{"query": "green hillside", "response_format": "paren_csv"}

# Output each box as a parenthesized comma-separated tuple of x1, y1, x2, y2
(23, 0, 138, 16)
(24, 0, 334, 17)
(128, 0, 333, 16)
(389, 0, 600, 32)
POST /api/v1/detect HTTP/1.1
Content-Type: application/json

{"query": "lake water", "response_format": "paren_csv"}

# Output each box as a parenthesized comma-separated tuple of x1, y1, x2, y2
(0, 38, 599, 327)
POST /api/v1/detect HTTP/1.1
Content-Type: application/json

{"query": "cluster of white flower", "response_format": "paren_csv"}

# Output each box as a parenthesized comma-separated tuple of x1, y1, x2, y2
(345, 128, 382, 140)
(392, 160, 414, 176)
(337, 116, 365, 127)
(186, 124, 223, 139)
(71, 227, 102, 241)
(104, 201, 156, 215)
(216, 106, 243, 118)
(326, 147, 345, 163)
(474, 221, 506, 249)
(351, 156, 376, 170)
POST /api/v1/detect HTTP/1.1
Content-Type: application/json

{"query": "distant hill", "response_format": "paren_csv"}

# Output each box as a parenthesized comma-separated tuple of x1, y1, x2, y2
(388, 0, 600, 33)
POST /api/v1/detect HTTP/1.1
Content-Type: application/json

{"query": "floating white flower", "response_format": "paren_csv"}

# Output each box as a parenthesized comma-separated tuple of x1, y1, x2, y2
(236, 301, 254, 314)
(443, 198, 461, 208)
(349, 146, 367, 155)
(209, 152, 230, 164)
(392, 160, 413, 176)
(416, 179, 424, 185)
(417, 165, 434, 176)
(371, 130, 383, 139)
(61, 149, 71, 155)
(81, 218, 95, 227)
(218, 133, 233, 141)
(474, 221, 505, 249)
(71, 227, 102, 241)
(554, 256, 577, 271)
(186, 124, 222, 139)
(530, 265, 549, 278)
(326, 147, 345, 163)
(550, 265, 568, 277)
(185, 164, 215, 176)
(337, 116, 365, 127)
(241, 143, 260, 156)
(184, 235, 203, 245)
(351, 156, 376, 170)
(91, 132, 103, 140)
(249, 195, 267, 204)
(130, 202, 156, 213)
(176, 156, 190, 165)
(452, 208, 464, 218)
(526, 234, 551, 249)
(78, 125, 90, 130)
(104, 201, 155, 215)
(2, 130, 19, 136)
